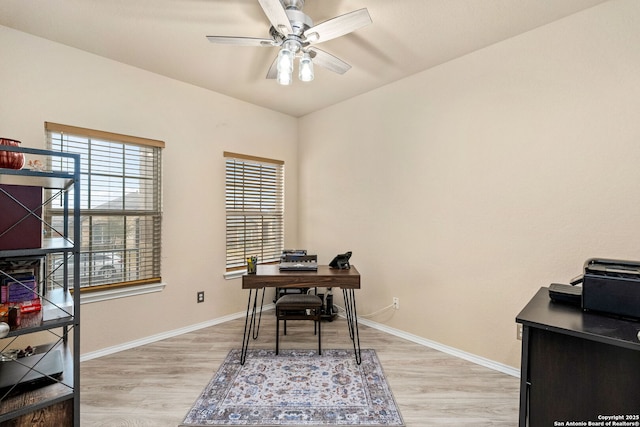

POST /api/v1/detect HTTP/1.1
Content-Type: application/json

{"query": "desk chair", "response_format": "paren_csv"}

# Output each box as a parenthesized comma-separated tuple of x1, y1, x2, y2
(275, 292, 322, 355)
(275, 254, 322, 355)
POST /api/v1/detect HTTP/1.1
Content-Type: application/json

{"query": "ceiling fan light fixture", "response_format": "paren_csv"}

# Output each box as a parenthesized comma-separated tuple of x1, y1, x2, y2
(276, 45, 295, 85)
(206, 0, 373, 87)
(277, 68, 293, 85)
(277, 46, 294, 73)
(299, 52, 314, 82)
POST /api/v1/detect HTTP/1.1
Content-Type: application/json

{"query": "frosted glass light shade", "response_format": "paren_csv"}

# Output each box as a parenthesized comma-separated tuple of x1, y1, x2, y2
(277, 47, 294, 86)
(299, 52, 314, 82)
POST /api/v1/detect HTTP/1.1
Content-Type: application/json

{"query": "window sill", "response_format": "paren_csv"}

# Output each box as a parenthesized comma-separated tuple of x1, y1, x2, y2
(80, 282, 166, 304)
(224, 270, 246, 280)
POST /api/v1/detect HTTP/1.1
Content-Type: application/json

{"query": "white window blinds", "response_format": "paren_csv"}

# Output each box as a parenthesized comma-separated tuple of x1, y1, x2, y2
(45, 122, 163, 291)
(224, 152, 284, 271)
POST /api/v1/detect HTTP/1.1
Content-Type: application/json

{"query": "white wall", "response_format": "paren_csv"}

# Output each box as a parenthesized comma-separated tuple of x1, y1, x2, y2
(298, 0, 640, 368)
(0, 25, 298, 355)
(3, 0, 639, 369)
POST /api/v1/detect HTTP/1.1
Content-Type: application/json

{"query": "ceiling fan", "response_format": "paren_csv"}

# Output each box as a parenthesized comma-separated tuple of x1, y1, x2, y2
(206, 0, 372, 85)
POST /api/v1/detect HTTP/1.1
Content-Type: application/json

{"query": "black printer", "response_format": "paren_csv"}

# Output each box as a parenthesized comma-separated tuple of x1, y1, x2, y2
(573, 258, 640, 320)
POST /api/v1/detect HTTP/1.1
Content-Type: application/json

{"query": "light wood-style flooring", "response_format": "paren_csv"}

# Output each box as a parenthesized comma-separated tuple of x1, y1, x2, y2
(80, 312, 520, 426)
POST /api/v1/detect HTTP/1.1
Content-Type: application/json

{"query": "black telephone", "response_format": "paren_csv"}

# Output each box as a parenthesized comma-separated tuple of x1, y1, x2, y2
(329, 251, 352, 269)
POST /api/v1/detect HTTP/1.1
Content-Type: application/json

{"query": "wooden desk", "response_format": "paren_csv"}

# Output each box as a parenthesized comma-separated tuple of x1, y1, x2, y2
(516, 287, 640, 427)
(241, 265, 361, 365)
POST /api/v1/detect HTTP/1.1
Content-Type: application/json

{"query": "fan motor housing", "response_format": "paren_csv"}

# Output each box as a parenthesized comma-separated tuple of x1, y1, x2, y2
(284, 0, 305, 10)
(285, 9, 312, 36)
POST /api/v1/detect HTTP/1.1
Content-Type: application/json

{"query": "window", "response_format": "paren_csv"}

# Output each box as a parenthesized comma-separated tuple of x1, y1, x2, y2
(224, 152, 284, 272)
(45, 122, 163, 291)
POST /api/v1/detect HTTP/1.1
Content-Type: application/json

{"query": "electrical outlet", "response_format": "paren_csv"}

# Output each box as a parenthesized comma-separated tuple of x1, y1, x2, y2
(393, 297, 399, 310)
(517, 324, 523, 340)
(197, 291, 204, 303)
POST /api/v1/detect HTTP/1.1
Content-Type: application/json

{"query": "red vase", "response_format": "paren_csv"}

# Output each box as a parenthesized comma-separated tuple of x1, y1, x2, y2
(0, 138, 25, 170)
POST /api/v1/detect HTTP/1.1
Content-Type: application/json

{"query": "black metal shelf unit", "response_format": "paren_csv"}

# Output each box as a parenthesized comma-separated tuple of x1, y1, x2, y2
(0, 145, 80, 426)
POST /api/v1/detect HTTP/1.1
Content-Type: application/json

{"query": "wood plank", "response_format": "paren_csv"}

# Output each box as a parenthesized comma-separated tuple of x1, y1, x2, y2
(243, 265, 361, 289)
(80, 312, 519, 426)
(0, 399, 73, 427)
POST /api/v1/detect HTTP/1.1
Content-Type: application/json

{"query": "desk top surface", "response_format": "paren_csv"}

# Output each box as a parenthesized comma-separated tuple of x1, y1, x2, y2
(242, 265, 360, 289)
(516, 287, 640, 350)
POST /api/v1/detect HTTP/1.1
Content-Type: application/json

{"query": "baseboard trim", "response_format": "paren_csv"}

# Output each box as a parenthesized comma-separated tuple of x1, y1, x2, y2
(80, 304, 520, 378)
(80, 303, 275, 362)
(356, 317, 520, 378)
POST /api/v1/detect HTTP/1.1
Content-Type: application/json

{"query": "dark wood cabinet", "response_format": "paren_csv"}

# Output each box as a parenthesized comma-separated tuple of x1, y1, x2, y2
(516, 288, 640, 427)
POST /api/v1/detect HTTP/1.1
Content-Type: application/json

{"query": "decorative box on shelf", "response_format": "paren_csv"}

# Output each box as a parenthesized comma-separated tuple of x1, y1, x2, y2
(0, 184, 43, 251)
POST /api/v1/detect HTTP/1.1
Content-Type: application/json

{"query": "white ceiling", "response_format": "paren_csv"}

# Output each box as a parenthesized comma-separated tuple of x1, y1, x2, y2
(0, 0, 609, 117)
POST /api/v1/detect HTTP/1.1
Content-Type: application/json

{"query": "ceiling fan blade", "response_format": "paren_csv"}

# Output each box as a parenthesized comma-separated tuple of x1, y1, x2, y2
(258, 0, 293, 35)
(207, 36, 275, 47)
(308, 47, 351, 75)
(266, 56, 278, 79)
(304, 8, 372, 44)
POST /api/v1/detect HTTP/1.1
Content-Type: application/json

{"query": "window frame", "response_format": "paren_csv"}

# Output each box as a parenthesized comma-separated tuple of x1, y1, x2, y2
(224, 151, 285, 275)
(45, 122, 164, 294)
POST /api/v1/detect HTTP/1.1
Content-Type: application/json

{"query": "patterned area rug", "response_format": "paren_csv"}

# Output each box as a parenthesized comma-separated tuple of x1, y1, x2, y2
(180, 349, 404, 426)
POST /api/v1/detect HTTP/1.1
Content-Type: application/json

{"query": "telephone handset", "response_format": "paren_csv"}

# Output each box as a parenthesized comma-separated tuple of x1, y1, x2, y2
(329, 251, 352, 269)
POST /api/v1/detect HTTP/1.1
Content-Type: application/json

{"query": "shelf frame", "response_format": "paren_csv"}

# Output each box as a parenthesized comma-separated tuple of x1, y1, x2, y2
(0, 145, 81, 425)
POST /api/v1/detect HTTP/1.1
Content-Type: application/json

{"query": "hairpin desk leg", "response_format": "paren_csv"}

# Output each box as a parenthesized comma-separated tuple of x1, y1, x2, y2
(240, 287, 266, 365)
(343, 288, 362, 365)
(252, 289, 266, 340)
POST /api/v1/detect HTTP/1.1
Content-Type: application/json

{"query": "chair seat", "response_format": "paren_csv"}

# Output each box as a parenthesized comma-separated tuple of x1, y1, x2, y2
(276, 294, 323, 310)
(275, 293, 323, 356)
